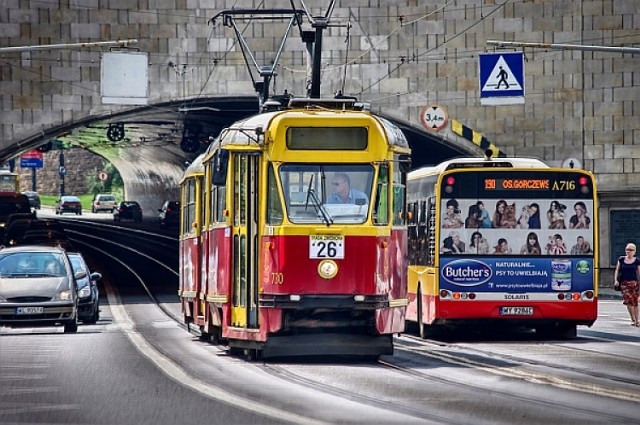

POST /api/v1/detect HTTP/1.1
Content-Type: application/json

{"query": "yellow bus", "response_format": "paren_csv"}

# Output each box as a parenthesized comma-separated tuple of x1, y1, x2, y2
(406, 155, 598, 339)
(0, 170, 19, 193)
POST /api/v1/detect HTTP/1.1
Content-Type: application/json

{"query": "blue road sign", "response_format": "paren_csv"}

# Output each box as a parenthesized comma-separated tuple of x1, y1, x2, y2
(479, 52, 525, 105)
(20, 158, 43, 168)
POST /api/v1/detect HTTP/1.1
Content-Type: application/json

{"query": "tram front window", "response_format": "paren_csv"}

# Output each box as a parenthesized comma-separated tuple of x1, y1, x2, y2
(280, 164, 373, 224)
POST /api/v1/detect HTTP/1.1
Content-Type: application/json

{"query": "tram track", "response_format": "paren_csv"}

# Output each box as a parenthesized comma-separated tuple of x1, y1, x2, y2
(393, 334, 640, 403)
(59, 218, 640, 424)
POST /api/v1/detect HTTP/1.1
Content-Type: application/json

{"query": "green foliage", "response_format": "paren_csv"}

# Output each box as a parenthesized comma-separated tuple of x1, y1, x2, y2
(40, 194, 101, 209)
(86, 161, 123, 197)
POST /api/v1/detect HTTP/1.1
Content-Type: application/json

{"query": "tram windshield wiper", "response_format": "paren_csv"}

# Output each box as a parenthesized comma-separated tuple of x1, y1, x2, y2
(310, 190, 333, 226)
(305, 176, 333, 226)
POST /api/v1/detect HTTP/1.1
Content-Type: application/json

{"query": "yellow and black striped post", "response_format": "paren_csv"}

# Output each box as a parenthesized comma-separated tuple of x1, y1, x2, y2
(451, 119, 506, 158)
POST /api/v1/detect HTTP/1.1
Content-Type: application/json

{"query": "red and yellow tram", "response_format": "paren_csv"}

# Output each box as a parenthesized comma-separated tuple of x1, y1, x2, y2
(179, 98, 411, 359)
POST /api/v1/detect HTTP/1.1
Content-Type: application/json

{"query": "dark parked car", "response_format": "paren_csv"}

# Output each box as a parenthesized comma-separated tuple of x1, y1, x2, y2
(2, 218, 37, 246)
(22, 191, 41, 209)
(0, 193, 33, 229)
(158, 200, 180, 227)
(114, 201, 143, 222)
(19, 229, 73, 251)
(55, 196, 82, 215)
(0, 245, 84, 333)
(67, 252, 101, 324)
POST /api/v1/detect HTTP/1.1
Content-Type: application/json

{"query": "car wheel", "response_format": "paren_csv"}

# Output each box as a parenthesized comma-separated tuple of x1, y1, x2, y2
(84, 307, 99, 324)
(64, 316, 78, 333)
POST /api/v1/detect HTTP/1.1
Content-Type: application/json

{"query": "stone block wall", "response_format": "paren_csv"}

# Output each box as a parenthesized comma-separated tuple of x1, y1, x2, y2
(1, 0, 637, 192)
(15, 148, 104, 196)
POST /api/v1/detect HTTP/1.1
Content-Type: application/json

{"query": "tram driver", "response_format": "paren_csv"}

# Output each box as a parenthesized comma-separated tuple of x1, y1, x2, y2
(327, 173, 368, 205)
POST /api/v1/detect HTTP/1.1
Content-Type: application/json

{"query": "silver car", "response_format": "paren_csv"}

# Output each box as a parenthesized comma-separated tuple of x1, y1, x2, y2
(0, 245, 85, 333)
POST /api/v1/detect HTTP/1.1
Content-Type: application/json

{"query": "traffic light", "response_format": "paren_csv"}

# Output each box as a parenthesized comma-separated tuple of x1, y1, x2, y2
(37, 141, 53, 152)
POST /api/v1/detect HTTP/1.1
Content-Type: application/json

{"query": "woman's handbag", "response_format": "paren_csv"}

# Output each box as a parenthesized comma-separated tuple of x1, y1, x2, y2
(614, 267, 623, 291)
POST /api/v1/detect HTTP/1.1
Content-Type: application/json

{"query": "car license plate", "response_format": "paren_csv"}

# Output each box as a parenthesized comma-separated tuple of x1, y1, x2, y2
(16, 306, 44, 315)
(500, 306, 533, 316)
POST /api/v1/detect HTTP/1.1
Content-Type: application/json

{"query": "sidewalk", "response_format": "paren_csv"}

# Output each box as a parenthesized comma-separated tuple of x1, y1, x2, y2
(599, 284, 622, 300)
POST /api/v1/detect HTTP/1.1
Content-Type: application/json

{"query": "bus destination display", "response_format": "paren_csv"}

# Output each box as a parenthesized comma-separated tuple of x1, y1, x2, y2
(484, 178, 584, 191)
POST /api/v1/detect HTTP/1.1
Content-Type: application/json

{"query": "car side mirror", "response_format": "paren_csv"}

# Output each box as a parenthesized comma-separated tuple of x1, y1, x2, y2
(74, 270, 87, 280)
(91, 272, 102, 282)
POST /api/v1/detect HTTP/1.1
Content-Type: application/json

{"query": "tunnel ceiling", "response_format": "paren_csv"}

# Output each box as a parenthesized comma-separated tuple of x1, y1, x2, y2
(10, 95, 470, 213)
(22, 95, 467, 175)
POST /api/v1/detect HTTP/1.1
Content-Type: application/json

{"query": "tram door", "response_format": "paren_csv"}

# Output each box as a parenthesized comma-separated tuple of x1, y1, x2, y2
(230, 153, 260, 328)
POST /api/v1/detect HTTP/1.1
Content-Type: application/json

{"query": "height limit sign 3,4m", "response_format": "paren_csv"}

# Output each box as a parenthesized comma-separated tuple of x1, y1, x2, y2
(420, 105, 448, 131)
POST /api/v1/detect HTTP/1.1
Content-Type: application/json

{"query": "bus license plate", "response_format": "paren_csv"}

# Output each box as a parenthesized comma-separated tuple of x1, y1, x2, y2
(16, 306, 44, 315)
(500, 307, 533, 316)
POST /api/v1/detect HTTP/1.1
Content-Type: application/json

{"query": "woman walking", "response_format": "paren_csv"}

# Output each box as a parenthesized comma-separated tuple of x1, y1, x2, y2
(614, 243, 640, 326)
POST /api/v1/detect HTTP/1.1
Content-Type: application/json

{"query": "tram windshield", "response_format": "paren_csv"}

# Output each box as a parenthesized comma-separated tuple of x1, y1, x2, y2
(279, 164, 373, 224)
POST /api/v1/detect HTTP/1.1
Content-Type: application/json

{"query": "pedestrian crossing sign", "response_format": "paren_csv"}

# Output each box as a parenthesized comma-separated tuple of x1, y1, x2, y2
(479, 52, 525, 105)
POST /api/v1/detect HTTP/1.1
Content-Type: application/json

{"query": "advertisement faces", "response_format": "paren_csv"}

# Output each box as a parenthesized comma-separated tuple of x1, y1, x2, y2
(439, 197, 595, 293)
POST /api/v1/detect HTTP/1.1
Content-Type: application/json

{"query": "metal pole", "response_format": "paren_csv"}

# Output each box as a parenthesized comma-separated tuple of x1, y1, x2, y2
(59, 150, 65, 197)
(486, 40, 640, 54)
(31, 168, 36, 192)
(0, 39, 138, 54)
(310, 19, 326, 98)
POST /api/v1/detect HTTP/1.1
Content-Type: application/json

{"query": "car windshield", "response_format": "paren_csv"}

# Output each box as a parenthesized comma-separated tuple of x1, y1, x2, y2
(0, 252, 66, 277)
(68, 256, 86, 272)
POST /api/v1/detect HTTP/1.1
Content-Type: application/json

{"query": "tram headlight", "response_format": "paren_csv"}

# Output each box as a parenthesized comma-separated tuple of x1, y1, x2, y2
(317, 260, 338, 279)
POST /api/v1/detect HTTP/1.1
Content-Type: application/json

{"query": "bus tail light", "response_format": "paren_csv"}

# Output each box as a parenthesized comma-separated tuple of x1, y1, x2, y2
(440, 290, 476, 300)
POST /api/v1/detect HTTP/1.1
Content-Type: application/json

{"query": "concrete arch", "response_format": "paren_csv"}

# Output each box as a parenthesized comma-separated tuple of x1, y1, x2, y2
(8, 96, 474, 214)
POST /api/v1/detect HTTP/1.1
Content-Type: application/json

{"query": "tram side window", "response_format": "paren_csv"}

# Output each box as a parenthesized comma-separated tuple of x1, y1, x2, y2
(393, 183, 405, 225)
(215, 185, 226, 223)
(184, 180, 197, 235)
(373, 165, 389, 225)
(266, 165, 283, 225)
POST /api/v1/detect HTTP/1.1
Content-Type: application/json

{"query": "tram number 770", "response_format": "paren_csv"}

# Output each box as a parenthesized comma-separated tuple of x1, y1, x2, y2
(309, 235, 345, 259)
